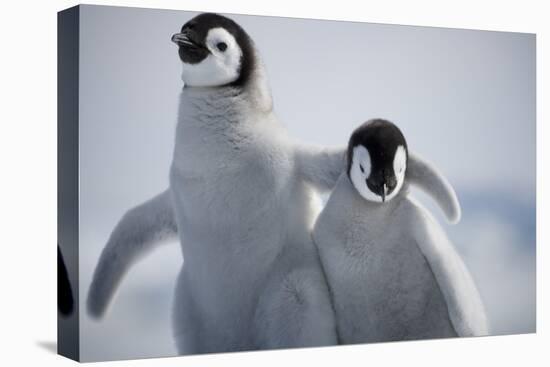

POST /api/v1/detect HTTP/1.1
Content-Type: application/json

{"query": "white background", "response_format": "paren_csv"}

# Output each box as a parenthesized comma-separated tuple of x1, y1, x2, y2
(0, 0, 547, 366)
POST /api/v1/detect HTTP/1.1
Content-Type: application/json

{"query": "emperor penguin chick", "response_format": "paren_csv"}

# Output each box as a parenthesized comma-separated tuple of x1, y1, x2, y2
(87, 12, 466, 354)
(313, 119, 488, 344)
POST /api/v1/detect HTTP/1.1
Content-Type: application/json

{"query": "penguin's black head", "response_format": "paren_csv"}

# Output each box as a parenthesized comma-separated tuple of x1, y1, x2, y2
(171, 13, 255, 87)
(347, 119, 408, 203)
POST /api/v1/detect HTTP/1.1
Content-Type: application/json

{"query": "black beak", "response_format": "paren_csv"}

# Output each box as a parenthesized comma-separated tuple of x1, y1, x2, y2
(171, 31, 203, 48)
(171, 32, 189, 46)
(366, 175, 391, 203)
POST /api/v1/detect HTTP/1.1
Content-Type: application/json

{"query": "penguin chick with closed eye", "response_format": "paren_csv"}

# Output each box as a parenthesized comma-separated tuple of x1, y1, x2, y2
(313, 119, 488, 344)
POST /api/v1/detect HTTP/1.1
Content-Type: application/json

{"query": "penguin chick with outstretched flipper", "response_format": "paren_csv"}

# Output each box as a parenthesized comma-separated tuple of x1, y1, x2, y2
(313, 119, 488, 344)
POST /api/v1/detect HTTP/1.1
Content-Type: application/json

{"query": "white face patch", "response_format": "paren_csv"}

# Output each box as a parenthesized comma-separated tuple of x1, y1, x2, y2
(386, 145, 407, 201)
(350, 145, 407, 203)
(180, 28, 243, 87)
(350, 146, 379, 202)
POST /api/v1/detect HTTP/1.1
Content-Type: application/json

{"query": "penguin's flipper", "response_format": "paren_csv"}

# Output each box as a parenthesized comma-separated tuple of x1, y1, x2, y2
(87, 189, 178, 319)
(294, 144, 346, 192)
(294, 144, 461, 224)
(407, 197, 489, 336)
(406, 152, 462, 224)
(58, 245, 74, 316)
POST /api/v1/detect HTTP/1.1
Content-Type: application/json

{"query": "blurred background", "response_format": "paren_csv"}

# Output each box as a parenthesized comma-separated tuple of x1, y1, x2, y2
(78, 5, 535, 361)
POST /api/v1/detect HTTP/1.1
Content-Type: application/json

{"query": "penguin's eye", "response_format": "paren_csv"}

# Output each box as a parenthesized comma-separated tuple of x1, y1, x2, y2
(359, 164, 365, 173)
(216, 42, 227, 52)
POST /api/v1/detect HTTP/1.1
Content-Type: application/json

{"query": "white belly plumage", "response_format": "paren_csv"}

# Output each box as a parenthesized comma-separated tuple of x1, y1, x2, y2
(169, 87, 337, 353)
(321, 229, 457, 343)
(314, 175, 470, 344)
